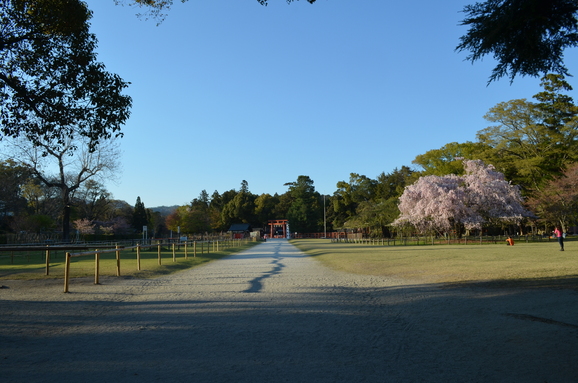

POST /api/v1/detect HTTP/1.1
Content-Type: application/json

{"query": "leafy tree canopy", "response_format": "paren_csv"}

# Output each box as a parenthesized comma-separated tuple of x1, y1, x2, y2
(126, 0, 315, 20)
(0, 159, 31, 219)
(412, 142, 490, 176)
(129, 0, 315, 8)
(477, 74, 578, 192)
(457, 0, 578, 83)
(284, 175, 322, 233)
(0, 0, 132, 151)
(526, 162, 578, 230)
(332, 173, 376, 228)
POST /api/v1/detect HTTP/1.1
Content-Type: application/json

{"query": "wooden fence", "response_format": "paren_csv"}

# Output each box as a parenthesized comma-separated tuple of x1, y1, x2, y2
(0, 239, 251, 292)
(62, 239, 251, 293)
(330, 234, 561, 246)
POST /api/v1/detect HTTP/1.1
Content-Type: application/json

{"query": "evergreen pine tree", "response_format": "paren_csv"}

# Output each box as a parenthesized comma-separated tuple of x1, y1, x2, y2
(133, 196, 148, 232)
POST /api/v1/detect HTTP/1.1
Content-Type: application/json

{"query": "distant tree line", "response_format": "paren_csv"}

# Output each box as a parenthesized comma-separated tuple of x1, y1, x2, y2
(2, 74, 578, 239)
(0, 162, 165, 240)
(163, 74, 578, 237)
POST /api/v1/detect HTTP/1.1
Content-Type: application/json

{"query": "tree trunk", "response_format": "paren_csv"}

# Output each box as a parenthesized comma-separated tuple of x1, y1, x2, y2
(62, 190, 71, 242)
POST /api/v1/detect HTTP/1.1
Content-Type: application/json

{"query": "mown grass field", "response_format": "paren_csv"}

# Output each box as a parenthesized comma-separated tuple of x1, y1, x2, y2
(0, 241, 259, 281)
(291, 238, 578, 289)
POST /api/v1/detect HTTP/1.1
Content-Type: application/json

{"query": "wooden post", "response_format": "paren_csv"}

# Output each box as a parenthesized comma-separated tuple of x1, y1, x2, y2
(194, 241, 197, 257)
(115, 245, 121, 276)
(45, 246, 50, 276)
(137, 245, 141, 271)
(184, 242, 188, 259)
(95, 251, 100, 285)
(172, 243, 176, 262)
(157, 244, 162, 265)
(64, 252, 71, 293)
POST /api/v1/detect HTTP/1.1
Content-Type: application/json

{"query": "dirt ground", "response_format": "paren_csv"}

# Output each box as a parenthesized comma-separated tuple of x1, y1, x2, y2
(2, 239, 578, 382)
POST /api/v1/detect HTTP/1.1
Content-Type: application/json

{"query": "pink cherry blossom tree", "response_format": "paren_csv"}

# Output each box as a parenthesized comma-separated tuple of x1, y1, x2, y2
(393, 160, 532, 235)
(73, 218, 95, 235)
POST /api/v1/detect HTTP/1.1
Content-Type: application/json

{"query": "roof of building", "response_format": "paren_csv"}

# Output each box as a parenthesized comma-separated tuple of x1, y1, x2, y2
(228, 223, 252, 232)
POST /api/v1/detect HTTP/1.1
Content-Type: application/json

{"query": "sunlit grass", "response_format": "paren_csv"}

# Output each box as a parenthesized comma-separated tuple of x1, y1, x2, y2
(0, 242, 259, 280)
(291, 239, 578, 289)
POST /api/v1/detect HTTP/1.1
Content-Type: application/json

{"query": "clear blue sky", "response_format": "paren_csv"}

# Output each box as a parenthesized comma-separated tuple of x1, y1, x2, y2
(86, 0, 578, 207)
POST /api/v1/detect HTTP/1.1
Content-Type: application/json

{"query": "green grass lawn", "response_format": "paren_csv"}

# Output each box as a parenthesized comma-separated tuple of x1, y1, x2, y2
(0, 242, 259, 281)
(291, 239, 578, 289)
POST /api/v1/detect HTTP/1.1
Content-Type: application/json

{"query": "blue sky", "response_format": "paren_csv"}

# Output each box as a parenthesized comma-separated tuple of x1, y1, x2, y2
(86, 0, 578, 207)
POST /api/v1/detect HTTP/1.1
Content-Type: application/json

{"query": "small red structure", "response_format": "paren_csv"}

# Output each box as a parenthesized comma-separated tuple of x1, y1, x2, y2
(268, 219, 288, 238)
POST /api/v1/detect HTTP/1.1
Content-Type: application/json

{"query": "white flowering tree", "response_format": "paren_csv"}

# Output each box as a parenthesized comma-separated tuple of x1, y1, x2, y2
(393, 160, 532, 235)
(73, 218, 95, 235)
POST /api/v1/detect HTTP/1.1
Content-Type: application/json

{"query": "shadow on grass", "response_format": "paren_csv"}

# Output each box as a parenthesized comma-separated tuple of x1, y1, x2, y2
(442, 274, 578, 291)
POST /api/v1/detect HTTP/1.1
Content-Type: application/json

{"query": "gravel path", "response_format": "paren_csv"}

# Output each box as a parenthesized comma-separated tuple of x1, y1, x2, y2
(2, 239, 578, 382)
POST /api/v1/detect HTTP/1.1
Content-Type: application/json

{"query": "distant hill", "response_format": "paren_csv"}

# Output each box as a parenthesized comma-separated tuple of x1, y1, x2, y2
(150, 205, 179, 216)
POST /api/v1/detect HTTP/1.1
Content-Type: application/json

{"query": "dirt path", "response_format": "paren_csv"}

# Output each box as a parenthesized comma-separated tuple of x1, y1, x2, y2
(2, 239, 578, 382)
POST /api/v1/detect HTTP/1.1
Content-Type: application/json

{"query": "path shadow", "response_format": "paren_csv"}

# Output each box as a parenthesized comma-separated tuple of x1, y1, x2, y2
(243, 256, 285, 293)
(3, 280, 578, 383)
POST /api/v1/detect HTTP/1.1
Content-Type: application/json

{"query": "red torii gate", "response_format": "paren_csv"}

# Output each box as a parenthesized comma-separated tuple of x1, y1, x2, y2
(268, 219, 288, 239)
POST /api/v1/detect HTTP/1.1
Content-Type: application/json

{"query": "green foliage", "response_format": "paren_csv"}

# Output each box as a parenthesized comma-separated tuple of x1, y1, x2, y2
(374, 166, 416, 200)
(0, 161, 138, 238)
(329, 169, 415, 235)
(254, 193, 278, 227)
(132, 196, 149, 232)
(412, 142, 490, 176)
(284, 175, 323, 233)
(343, 198, 399, 237)
(12, 0, 90, 36)
(526, 163, 578, 230)
(0, 0, 132, 152)
(0, 160, 31, 223)
(457, 0, 578, 83)
(273, 192, 292, 220)
(332, 173, 376, 228)
(188, 192, 212, 232)
(221, 181, 257, 227)
(477, 74, 578, 193)
(25, 214, 54, 232)
(534, 73, 578, 129)
(417, 74, 578, 202)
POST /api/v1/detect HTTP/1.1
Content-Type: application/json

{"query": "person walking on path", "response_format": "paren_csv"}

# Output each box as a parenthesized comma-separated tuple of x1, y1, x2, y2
(554, 226, 564, 251)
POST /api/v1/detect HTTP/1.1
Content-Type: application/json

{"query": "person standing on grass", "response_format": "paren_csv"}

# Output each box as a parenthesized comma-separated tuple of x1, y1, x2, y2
(554, 226, 564, 251)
